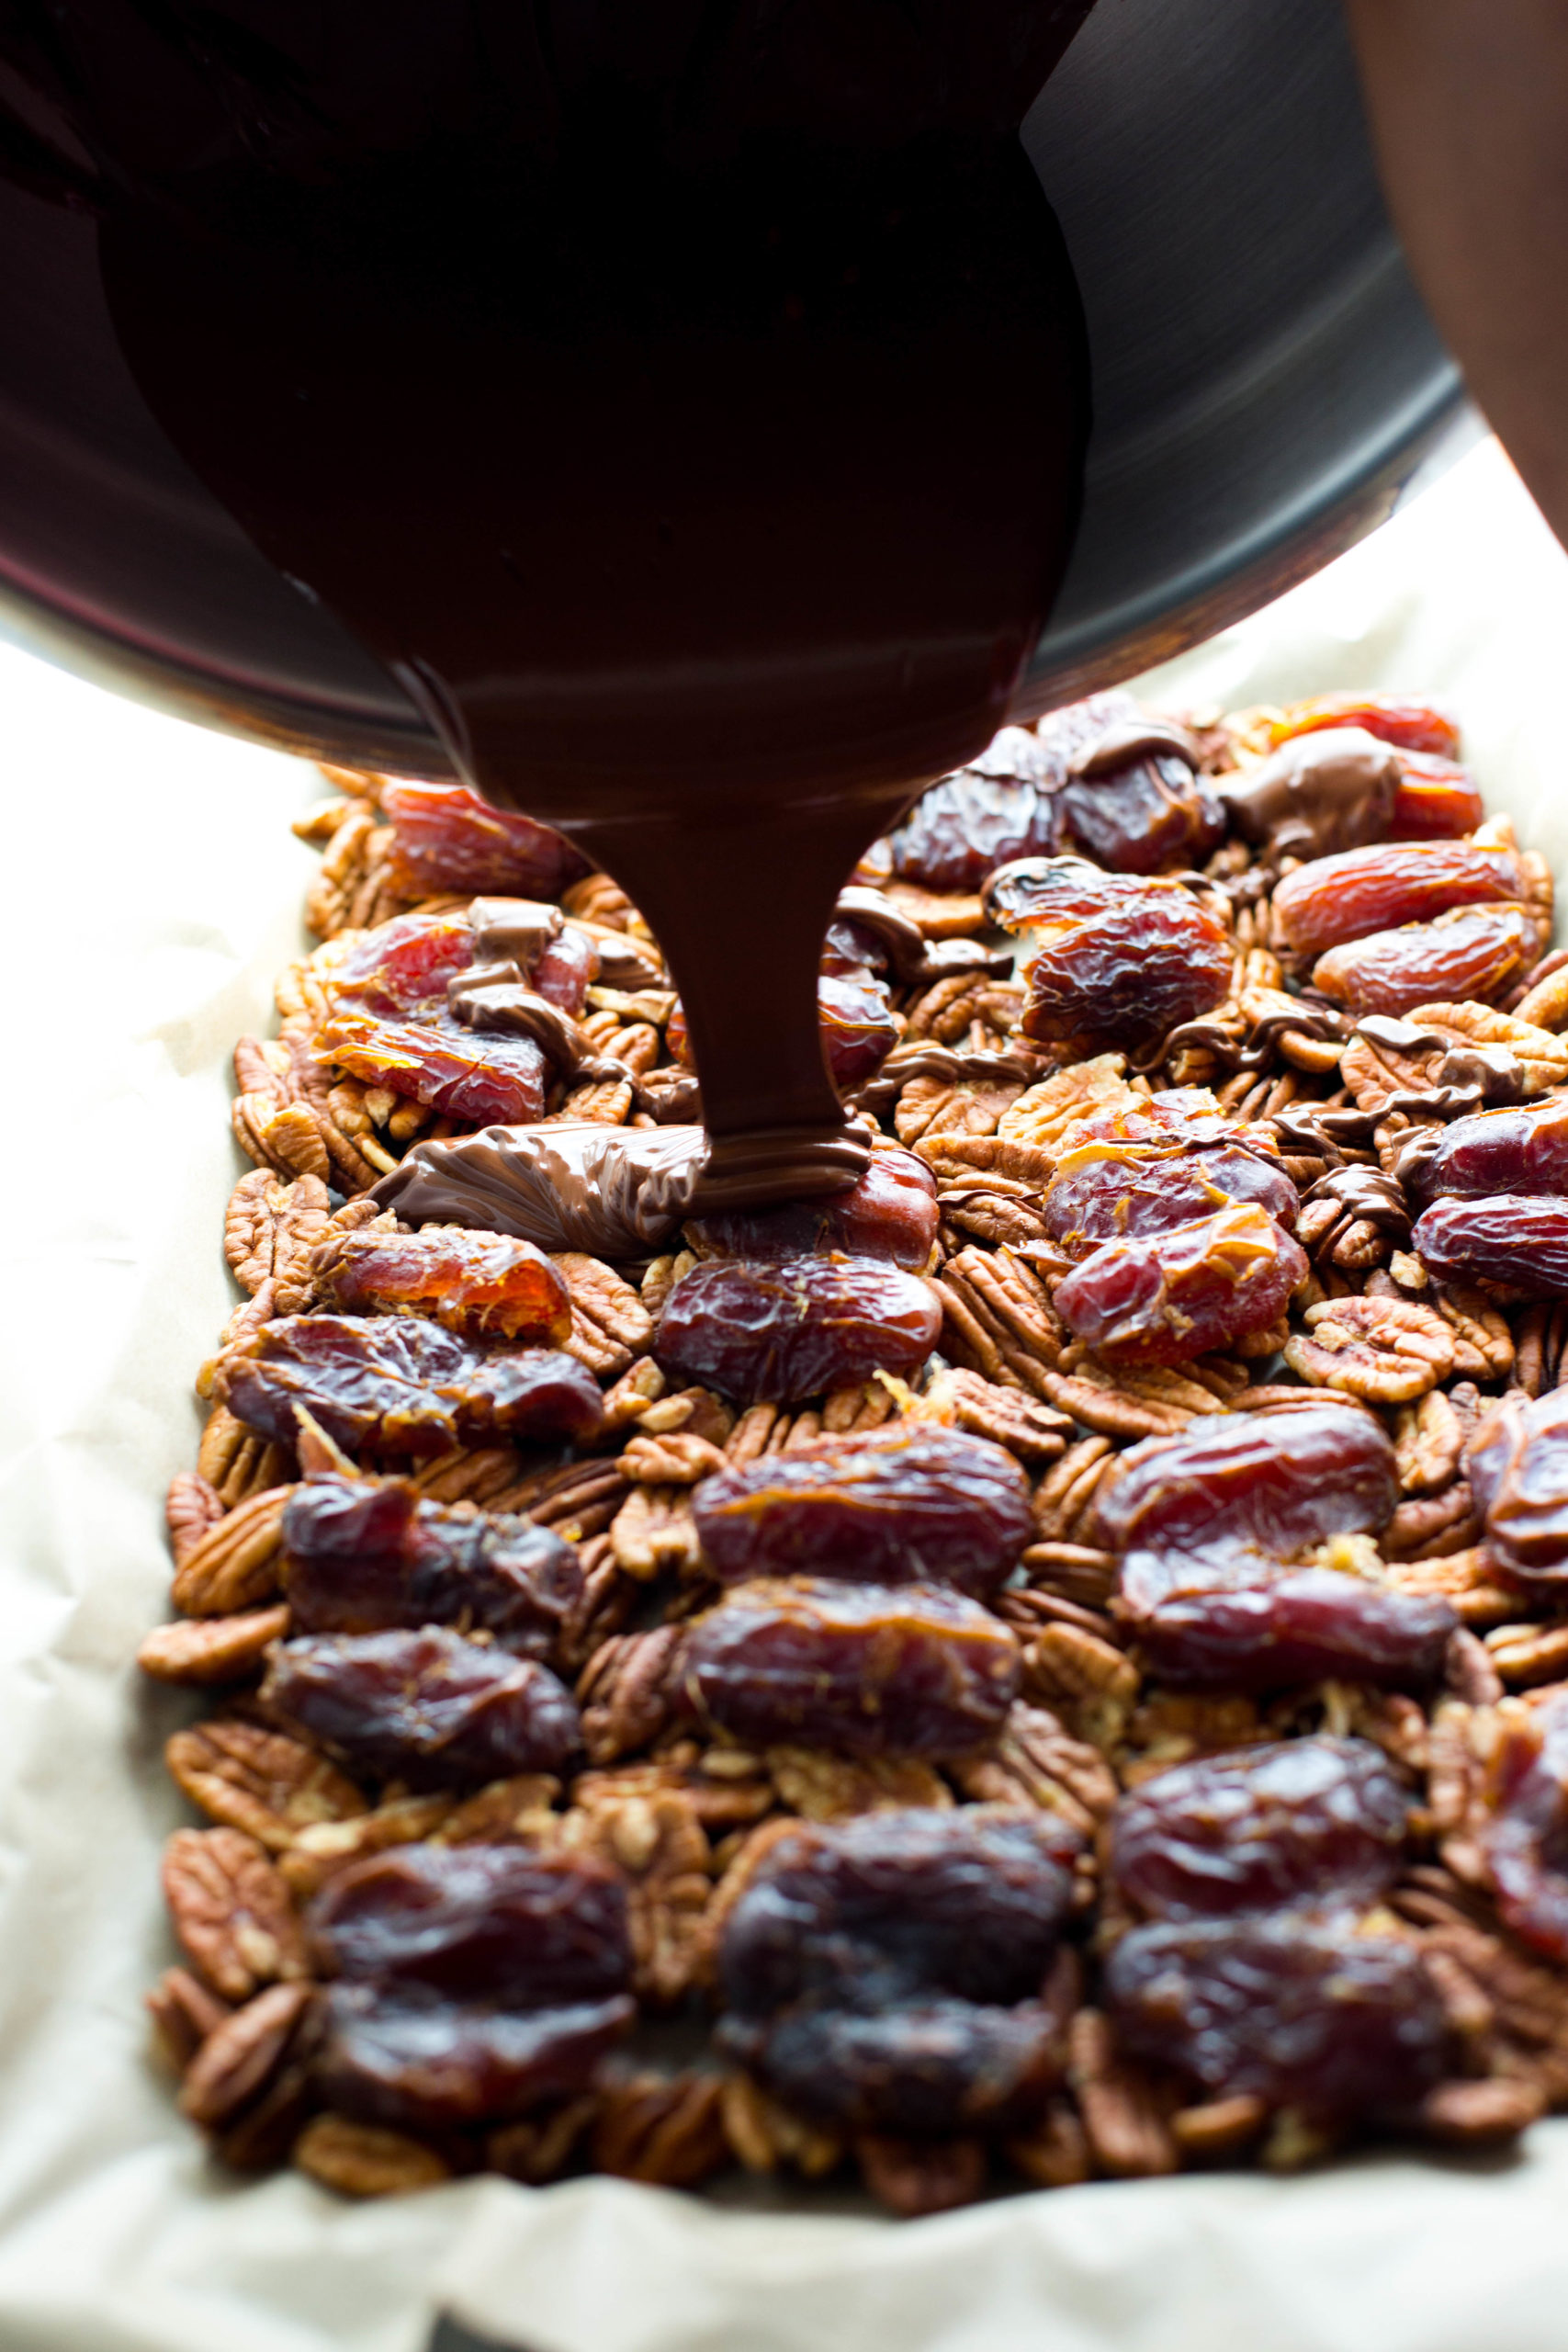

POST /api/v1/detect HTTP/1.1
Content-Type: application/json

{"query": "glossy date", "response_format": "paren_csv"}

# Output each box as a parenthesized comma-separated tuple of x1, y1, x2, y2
(1053, 1203, 1306, 1365)
(1111, 1736, 1410, 1920)
(682, 1577, 1020, 1758)
(1271, 840, 1528, 956)
(886, 727, 1060, 892)
(283, 1473, 582, 1653)
(222, 1315, 606, 1455)
(381, 781, 591, 899)
(316, 1009, 548, 1125)
(1466, 1389, 1568, 1579)
(1042, 1140, 1299, 1255)
(1312, 903, 1539, 1017)
(716, 1807, 1079, 2133)
(312, 1224, 572, 1343)
(691, 1423, 1032, 1597)
(1107, 1914, 1447, 2116)
(1094, 1401, 1399, 1556)
(985, 860, 1233, 1058)
(1057, 752, 1223, 876)
(1413, 1194, 1568, 1292)
(1406, 1096, 1568, 1202)
(261, 1624, 581, 1785)
(1116, 1543, 1457, 1690)
(656, 1256, 941, 1402)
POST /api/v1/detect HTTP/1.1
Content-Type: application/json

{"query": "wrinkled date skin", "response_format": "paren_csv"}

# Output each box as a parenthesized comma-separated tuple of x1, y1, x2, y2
(262, 1624, 581, 1785)
(312, 1224, 573, 1343)
(1106, 1915, 1448, 2117)
(1053, 1203, 1307, 1365)
(1111, 1736, 1410, 1920)
(984, 860, 1233, 1058)
(316, 1008, 549, 1125)
(1042, 1140, 1300, 1256)
(222, 1315, 605, 1456)
(1055, 1090, 1281, 1162)
(332, 910, 477, 1014)
(1117, 1543, 1457, 1690)
(1095, 1401, 1399, 1556)
(310, 1844, 633, 2127)
(1466, 1390, 1568, 1580)
(528, 922, 598, 1016)
(381, 782, 591, 900)
(1312, 902, 1539, 1017)
(1271, 840, 1529, 956)
(887, 727, 1062, 892)
(1391, 751, 1485, 840)
(686, 1147, 938, 1270)
(656, 1256, 941, 1402)
(682, 1577, 1020, 1758)
(1413, 1195, 1568, 1293)
(692, 1423, 1032, 1596)
(283, 1474, 582, 1653)
(1407, 1096, 1568, 1203)
(716, 1807, 1079, 2133)
(1471, 1690, 1568, 1961)
(1265, 694, 1461, 760)
(1057, 752, 1224, 876)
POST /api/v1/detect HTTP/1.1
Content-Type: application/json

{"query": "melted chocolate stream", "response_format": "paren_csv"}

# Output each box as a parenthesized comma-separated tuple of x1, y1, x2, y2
(3, 4, 1096, 1217)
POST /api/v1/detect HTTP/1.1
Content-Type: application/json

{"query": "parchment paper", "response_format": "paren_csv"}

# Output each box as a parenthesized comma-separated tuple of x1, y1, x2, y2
(4, 436, 1568, 2352)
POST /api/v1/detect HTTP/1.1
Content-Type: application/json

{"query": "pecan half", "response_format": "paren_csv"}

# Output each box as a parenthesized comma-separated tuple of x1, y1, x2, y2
(952, 1702, 1118, 1837)
(163, 1826, 310, 2001)
(170, 1487, 292, 1616)
(550, 1252, 654, 1377)
(765, 1748, 952, 1823)
(1283, 1294, 1457, 1402)
(564, 1784, 712, 2004)
(1066, 2009, 1179, 2178)
(608, 1485, 705, 1579)
(293, 2113, 452, 2196)
(165, 1471, 225, 1569)
(1393, 1389, 1465, 1496)
(146, 1966, 232, 2072)
(139, 1605, 290, 1685)
(591, 2070, 730, 2188)
(166, 1718, 367, 1849)
(577, 1624, 685, 1765)
(855, 2134, 987, 2216)
(619, 1430, 728, 1486)
(180, 1981, 318, 2131)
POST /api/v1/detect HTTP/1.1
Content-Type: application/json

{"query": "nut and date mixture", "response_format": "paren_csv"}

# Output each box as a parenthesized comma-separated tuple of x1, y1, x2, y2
(144, 692, 1568, 2212)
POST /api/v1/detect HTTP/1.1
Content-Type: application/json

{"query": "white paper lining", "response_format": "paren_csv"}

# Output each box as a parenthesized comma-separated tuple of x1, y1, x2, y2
(2, 437, 1566, 2352)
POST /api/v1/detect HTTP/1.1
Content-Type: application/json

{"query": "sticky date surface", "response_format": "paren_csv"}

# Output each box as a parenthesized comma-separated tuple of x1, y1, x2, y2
(1467, 1390, 1568, 1579)
(1407, 1097, 1568, 1202)
(985, 861, 1232, 1057)
(716, 1808, 1079, 2132)
(1096, 1403, 1399, 1556)
(656, 1256, 941, 1402)
(283, 1474, 582, 1653)
(1413, 1194, 1568, 1293)
(683, 1577, 1019, 1758)
(1313, 903, 1538, 1017)
(1053, 1204, 1306, 1365)
(223, 1315, 605, 1456)
(686, 1147, 937, 1269)
(1057, 752, 1223, 876)
(1117, 1544, 1457, 1690)
(261, 1625, 581, 1785)
(381, 782, 591, 899)
(313, 1225, 572, 1343)
(1043, 1141, 1299, 1254)
(1111, 1736, 1410, 1920)
(692, 1423, 1032, 1596)
(1271, 840, 1527, 956)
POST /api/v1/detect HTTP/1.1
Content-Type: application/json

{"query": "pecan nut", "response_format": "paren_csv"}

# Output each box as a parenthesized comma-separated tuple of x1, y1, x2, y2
(166, 1718, 367, 1849)
(1282, 1294, 1457, 1403)
(139, 1605, 290, 1685)
(162, 1826, 310, 2001)
(180, 1981, 318, 2131)
(170, 1487, 292, 1616)
(292, 2113, 452, 2196)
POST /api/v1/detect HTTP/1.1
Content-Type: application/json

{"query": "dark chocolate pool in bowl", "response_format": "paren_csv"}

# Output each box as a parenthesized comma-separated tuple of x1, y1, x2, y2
(0, 0, 1461, 771)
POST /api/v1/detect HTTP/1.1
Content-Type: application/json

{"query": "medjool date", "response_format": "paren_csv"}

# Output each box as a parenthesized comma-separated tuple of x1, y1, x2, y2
(682, 1578, 1019, 1758)
(332, 910, 477, 1013)
(1413, 1195, 1568, 1292)
(1272, 840, 1528, 956)
(1116, 1544, 1456, 1690)
(887, 727, 1061, 891)
(1263, 694, 1461, 759)
(692, 1424, 1032, 1596)
(716, 1808, 1079, 2133)
(1094, 1402, 1398, 1556)
(1042, 1140, 1299, 1255)
(310, 1844, 634, 2128)
(685, 1146, 937, 1269)
(1106, 1916, 1447, 2116)
(1312, 903, 1538, 1016)
(1053, 1204, 1306, 1365)
(1466, 1389, 1568, 1580)
(1057, 752, 1223, 876)
(656, 1256, 941, 1402)
(311, 1224, 572, 1343)
(1111, 1737, 1410, 1920)
(1470, 1690, 1568, 1960)
(985, 860, 1232, 1058)
(261, 1626, 581, 1784)
(222, 1316, 605, 1456)
(282, 1474, 582, 1653)
(1405, 1095, 1568, 1202)
(816, 970, 899, 1087)
(381, 781, 590, 899)
(316, 1008, 549, 1125)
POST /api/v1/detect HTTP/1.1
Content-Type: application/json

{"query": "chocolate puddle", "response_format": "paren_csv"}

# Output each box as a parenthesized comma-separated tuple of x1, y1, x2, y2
(0, 2, 1094, 1214)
